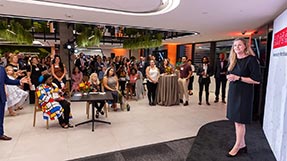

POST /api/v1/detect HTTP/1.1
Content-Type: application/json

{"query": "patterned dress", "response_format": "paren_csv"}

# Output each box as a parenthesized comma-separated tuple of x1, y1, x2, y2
(36, 83, 64, 120)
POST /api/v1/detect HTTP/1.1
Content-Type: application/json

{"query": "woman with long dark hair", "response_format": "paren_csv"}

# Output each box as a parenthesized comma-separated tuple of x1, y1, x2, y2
(103, 67, 119, 110)
(71, 66, 83, 93)
(51, 55, 67, 89)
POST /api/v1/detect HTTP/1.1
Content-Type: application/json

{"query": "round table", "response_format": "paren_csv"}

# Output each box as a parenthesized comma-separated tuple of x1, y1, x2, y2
(156, 74, 179, 106)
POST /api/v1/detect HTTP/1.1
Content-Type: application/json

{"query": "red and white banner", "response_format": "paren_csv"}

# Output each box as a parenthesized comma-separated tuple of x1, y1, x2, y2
(263, 9, 287, 161)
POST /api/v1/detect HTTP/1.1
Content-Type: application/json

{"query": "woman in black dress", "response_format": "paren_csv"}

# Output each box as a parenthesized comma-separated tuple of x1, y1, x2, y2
(226, 38, 261, 157)
(27, 56, 48, 104)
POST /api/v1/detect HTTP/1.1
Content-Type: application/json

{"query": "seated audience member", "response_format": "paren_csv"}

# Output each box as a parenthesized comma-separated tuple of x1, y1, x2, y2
(36, 74, 73, 129)
(71, 66, 83, 93)
(5, 66, 29, 116)
(89, 73, 105, 118)
(116, 66, 127, 97)
(103, 68, 119, 111)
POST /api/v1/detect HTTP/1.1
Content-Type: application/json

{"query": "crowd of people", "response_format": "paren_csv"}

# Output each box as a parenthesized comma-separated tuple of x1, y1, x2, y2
(0, 38, 262, 161)
(0, 51, 231, 115)
(0, 48, 230, 132)
(0, 39, 261, 161)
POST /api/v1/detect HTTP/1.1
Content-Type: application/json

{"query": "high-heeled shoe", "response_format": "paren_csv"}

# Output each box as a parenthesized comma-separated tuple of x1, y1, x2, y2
(226, 146, 248, 157)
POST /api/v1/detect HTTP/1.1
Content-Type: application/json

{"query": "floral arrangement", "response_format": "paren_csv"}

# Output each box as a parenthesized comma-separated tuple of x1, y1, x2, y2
(165, 66, 173, 75)
(78, 81, 92, 93)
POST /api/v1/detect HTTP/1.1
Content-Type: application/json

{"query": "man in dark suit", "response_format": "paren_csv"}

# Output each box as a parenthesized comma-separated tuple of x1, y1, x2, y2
(197, 56, 213, 105)
(75, 52, 87, 74)
(0, 66, 29, 141)
(214, 53, 228, 103)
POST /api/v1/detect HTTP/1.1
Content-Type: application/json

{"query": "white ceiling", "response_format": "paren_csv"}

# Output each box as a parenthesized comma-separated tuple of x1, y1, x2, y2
(0, 0, 287, 44)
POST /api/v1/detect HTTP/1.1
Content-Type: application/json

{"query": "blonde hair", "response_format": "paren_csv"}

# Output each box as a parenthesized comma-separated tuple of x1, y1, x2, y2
(228, 38, 255, 71)
(9, 53, 18, 64)
(89, 73, 100, 85)
(5, 66, 16, 78)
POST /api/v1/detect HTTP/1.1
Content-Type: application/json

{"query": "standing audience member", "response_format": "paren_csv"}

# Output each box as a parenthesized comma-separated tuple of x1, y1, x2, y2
(0, 66, 29, 141)
(137, 56, 146, 77)
(75, 53, 86, 73)
(160, 58, 174, 74)
(89, 73, 105, 118)
(71, 66, 83, 94)
(94, 56, 104, 74)
(214, 53, 228, 103)
(178, 56, 192, 106)
(0, 53, 10, 67)
(27, 56, 47, 104)
(98, 65, 106, 83)
(175, 57, 182, 70)
(103, 68, 119, 111)
(197, 56, 213, 105)
(36, 74, 73, 129)
(51, 55, 67, 89)
(187, 59, 195, 95)
(39, 57, 49, 73)
(45, 56, 52, 69)
(133, 64, 145, 100)
(126, 68, 139, 100)
(5, 66, 28, 116)
(145, 60, 160, 106)
(226, 38, 260, 157)
(8, 54, 25, 79)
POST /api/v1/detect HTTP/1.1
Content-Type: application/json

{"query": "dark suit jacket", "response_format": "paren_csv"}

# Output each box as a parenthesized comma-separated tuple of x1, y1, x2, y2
(0, 66, 20, 103)
(197, 64, 213, 84)
(214, 60, 228, 79)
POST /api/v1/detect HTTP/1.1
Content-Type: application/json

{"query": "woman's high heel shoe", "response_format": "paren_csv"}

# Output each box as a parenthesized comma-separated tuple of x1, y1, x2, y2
(226, 146, 248, 157)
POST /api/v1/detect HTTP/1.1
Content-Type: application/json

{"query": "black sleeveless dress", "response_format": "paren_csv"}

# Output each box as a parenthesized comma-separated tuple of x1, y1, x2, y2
(226, 56, 261, 124)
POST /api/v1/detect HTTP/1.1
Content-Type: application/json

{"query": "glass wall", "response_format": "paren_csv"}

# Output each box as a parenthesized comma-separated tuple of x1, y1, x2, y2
(215, 40, 233, 63)
(194, 43, 211, 67)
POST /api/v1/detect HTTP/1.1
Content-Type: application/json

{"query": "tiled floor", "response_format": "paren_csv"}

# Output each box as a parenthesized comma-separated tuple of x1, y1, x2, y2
(0, 81, 228, 161)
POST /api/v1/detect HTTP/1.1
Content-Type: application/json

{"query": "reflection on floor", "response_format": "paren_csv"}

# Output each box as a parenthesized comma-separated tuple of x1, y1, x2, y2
(1, 82, 227, 161)
(186, 120, 276, 161)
